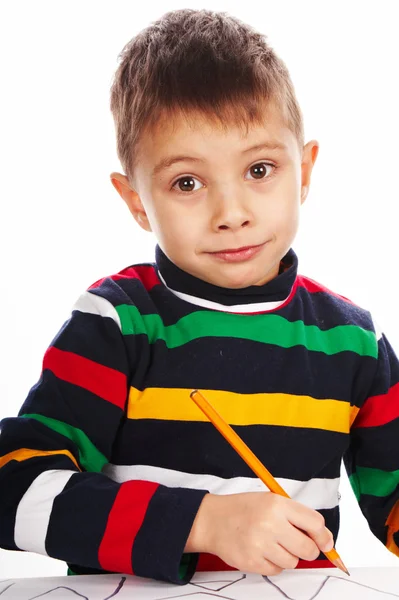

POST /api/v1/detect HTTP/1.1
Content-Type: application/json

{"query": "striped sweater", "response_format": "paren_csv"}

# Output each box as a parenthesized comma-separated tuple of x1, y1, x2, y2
(1, 245, 399, 583)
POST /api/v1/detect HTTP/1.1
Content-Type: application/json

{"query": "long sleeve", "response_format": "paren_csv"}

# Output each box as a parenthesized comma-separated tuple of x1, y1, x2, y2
(345, 326, 399, 557)
(0, 285, 207, 583)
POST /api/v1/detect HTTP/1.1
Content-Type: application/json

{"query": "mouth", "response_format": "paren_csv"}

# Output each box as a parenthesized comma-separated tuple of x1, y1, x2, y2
(210, 243, 265, 254)
(207, 241, 267, 263)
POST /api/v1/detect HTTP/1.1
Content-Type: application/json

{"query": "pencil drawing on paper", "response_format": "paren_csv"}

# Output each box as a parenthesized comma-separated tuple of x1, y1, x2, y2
(1, 570, 399, 599)
(0, 577, 127, 600)
(262, 574, 399, 600)
(152, 573, 246, 599)
(150, 572, 399, 600)
(0, 582, 15, 597)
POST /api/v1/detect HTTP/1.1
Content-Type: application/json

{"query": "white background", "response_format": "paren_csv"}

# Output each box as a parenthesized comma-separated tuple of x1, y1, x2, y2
(1, 0, 399, 579)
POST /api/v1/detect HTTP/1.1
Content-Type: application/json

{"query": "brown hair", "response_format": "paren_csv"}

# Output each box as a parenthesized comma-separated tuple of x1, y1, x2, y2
(110, 9, 304, 184)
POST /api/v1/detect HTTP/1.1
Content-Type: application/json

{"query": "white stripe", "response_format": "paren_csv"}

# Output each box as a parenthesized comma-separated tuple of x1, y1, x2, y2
(158, 272, 291, 314)
(14, 470, 75, 554)
(370, 315, 383, 341)
(103, 463, 339, 511)
(72, 291, 122, 329)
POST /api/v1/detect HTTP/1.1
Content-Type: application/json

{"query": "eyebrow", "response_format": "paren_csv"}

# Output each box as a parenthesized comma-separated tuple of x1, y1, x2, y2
(152, 140, 288, 176)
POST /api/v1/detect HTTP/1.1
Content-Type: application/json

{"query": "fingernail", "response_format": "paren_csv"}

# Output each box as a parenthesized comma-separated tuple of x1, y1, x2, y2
(323, 539, 334, 552)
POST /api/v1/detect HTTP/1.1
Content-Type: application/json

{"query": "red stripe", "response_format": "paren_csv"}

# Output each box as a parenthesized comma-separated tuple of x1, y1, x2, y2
(230, 273, 355, 317)
(196, 554, 236, 571)
(89, 265, 160, 292)
(98, 480, 159, 574)
(43, 346, 127, 409)
(352, 382, 399, 428)
(196, 554, 333, 571)
(296, 559, 334, 569)
(297, 275, 355, 305)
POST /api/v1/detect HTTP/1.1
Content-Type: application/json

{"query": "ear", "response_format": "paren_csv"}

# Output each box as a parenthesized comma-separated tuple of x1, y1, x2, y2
(110, 172, 152, 232)
(300, 140, 319, 204)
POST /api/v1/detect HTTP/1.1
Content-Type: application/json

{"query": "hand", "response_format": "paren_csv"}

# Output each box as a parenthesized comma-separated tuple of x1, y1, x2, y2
(185, 492, 334, 576)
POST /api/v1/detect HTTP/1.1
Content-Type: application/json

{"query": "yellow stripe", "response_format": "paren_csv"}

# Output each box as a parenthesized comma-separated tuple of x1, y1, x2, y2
(0, 448, 81, 471)
(387, 499, 399, 531)
(387, 527, 399, 557)
(386, 500, 399, 557)
(349, 405, 360, 428)
(128, 387, 351, 433)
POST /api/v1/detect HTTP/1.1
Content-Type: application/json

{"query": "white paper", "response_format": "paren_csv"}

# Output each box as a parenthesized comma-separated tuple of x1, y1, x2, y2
(1, 568, 399, 599)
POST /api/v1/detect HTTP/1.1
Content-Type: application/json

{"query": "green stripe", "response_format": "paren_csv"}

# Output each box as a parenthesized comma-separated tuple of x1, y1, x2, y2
(21, 414, 107, 472)
(349, 466, 399, 500)
(116, 306, 377, 357)
(178, 553, 192, 580)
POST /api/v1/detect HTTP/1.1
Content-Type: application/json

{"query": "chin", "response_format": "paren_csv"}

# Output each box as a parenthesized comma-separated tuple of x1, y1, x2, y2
(217, 272, 260, 289)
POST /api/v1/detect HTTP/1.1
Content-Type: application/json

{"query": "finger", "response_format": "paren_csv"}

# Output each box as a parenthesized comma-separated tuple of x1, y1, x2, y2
(237, 555, 283, 576)
(288, 507, 334, 553)
(261, 557, 284, 577)
(279, 524, 320, 562)
(263, 543, 299, 570)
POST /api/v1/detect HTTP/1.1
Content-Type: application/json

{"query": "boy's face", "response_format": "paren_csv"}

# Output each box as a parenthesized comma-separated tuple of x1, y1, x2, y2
(111, 103, 319, 289)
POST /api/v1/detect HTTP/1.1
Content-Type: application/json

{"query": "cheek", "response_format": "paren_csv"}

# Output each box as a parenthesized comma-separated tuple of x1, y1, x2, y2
(154, 195, 203, 230)
(267, 192, 299, 217)
(151, 205, 196, 250)
(270, 198, 300, 235)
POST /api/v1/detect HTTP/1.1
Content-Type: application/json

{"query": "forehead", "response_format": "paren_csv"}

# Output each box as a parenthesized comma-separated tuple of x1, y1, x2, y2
(136, 102, 299, 170)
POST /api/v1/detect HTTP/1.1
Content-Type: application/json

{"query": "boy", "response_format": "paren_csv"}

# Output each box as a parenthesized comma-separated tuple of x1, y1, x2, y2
(0, 7, 398, 585)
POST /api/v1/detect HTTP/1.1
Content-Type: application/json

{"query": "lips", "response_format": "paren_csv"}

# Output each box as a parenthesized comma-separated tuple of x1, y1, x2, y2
(207, 241, 267, 263)
(210, 243, 263, 254)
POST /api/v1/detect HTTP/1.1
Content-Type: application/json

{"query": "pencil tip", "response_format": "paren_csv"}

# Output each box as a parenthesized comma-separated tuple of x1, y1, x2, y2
(333, 557, 350, 576)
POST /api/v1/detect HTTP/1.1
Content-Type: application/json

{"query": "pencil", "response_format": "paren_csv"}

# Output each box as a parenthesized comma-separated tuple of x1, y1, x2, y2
(190, 389, 350, 576)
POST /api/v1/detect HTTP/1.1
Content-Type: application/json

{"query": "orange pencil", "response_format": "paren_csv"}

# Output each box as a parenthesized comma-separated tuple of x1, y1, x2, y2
(190, 389, 349, 576)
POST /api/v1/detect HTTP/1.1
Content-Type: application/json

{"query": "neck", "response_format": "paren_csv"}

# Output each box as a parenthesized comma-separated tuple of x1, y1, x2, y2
(154, 246, 298, 313)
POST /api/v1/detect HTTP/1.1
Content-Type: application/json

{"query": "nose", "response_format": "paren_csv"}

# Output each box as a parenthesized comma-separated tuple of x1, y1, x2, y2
(210, 191, 252, 232)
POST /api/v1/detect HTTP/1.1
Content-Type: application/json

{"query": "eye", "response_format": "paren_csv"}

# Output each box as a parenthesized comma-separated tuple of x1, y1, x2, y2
(171, 176, 204, 193)
(245, 162, 275, 180)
